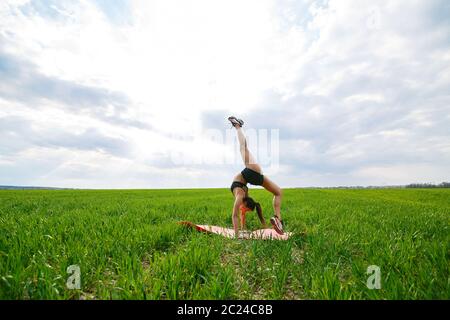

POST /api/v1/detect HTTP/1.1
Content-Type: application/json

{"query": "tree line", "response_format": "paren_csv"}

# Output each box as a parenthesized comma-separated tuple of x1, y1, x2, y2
(405, 182, 450, 188)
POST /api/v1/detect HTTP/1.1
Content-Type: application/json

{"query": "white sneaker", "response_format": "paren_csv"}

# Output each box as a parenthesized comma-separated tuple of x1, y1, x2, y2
(270, 216, 284, 235)
(228, 116, 244, 128)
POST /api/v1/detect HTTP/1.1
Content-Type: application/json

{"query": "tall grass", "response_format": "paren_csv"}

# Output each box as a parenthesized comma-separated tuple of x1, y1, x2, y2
(0, 188, 448, 299)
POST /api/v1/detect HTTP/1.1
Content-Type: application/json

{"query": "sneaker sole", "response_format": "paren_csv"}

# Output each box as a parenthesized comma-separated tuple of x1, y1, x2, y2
(228, 117, 244, 127)
(270, 218, 284, 235)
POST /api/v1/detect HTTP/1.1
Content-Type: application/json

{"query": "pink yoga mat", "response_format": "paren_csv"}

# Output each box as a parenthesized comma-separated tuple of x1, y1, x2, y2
(179, 221, 293, 240)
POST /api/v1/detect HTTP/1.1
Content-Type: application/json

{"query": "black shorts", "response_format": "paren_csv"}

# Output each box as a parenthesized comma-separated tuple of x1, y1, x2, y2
(241, 167, 264, 186)
(230, 181, 248, 194)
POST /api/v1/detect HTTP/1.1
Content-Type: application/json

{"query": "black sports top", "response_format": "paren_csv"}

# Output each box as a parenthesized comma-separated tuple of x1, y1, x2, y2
(230, 181, 248, 194)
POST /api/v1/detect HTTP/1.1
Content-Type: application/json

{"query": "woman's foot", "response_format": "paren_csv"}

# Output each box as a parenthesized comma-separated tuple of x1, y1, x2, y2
(228, 116, 244, 128)
(270, 216, 284, 235)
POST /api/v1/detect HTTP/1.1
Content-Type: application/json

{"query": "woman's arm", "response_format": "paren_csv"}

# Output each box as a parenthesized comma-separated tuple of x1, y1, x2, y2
(232, 194, 244, 237)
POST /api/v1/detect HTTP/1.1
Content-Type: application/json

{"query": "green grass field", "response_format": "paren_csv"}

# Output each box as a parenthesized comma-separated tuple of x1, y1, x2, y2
(0, 188, 449, 300)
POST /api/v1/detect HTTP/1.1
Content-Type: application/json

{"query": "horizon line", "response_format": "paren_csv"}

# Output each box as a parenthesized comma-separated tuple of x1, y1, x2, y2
(1, 183, 449, 191)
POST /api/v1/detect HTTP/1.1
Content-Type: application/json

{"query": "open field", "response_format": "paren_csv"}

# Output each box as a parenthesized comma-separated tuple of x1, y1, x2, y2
(0, 188, 449, 299)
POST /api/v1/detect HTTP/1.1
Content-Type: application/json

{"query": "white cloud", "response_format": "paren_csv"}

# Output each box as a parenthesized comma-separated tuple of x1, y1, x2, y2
(353, 164, 450, 186)
(1, 0, 449, 188)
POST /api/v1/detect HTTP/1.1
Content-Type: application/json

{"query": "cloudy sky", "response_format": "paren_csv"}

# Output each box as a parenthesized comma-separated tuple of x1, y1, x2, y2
(0, 0, 449, 188)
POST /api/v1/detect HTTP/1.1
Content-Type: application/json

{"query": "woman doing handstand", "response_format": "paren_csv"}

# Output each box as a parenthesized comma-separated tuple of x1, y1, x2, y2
(228, 116, 284, 237)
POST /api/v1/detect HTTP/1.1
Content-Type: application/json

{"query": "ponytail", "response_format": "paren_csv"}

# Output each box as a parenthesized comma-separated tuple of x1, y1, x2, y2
(255, 202, 266, 226)
(243, 197, 266, 226)
(255, 202, 262, 216)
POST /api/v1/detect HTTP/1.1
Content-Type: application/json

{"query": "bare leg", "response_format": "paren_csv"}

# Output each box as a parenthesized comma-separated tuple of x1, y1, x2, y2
(234, 126, 262, 173)
(262, 176, 282, 220)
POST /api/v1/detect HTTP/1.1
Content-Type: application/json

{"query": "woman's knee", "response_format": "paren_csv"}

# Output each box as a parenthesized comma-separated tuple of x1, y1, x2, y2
(274, 188, 282, 198)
